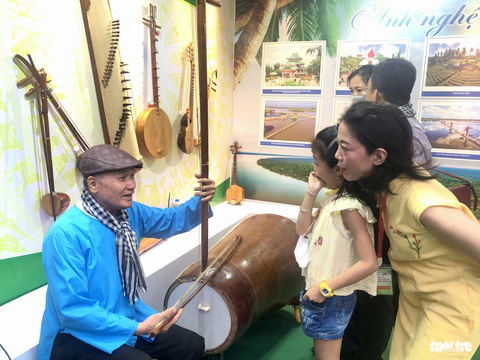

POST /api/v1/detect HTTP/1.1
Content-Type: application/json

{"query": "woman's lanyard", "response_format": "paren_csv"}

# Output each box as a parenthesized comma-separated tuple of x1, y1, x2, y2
(377, 193, 387, 266)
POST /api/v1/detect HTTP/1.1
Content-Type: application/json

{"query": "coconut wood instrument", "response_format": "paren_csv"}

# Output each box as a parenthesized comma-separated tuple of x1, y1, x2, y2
(164, 214, 303, 353)
(148, 236, 241, 338)
(135, 4, 172, 159)
(226, 142, 244, 205)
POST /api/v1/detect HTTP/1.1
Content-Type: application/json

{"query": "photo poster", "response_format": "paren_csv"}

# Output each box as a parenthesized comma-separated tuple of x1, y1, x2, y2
(259, 97, 321, 148)
(421, 36, 480, 97)
(261, 41, 326, 95)
(333, 98, 353, 125)
(235, 152, 324, 208)
(335, 39, 410, 95)
(418, 100, 480, 160)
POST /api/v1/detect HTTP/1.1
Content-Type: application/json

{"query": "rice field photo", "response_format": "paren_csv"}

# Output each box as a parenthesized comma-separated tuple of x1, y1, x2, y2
(421, 36, 480, 96)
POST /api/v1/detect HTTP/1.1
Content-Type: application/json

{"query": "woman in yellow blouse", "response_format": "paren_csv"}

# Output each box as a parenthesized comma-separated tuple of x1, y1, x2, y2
(335, 101, 480, 359)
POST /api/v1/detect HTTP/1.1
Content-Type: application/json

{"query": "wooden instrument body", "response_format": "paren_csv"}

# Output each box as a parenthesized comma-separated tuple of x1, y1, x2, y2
(136, 104, 172, 158)
(226, 185, 244, 205)
(177, 110, 194, 154)
(164, 214, 303, 353)
(177, 44, 195, 155)
(41, 192, 70, 217)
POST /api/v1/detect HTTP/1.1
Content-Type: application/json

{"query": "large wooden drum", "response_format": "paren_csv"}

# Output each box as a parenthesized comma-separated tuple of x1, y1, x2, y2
(164, 214, 303, 354)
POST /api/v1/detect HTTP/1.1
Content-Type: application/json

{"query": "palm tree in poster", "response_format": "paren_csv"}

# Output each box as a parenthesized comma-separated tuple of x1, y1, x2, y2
(234, 0, 353, 89)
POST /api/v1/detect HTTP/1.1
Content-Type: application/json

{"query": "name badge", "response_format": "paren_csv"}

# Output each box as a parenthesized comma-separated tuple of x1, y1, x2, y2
(377, 265, 393, 295)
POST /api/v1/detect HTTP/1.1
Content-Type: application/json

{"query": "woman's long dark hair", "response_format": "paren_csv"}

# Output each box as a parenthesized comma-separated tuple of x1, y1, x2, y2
(312, 126, 376, 210)
(339, 101, 434, 195)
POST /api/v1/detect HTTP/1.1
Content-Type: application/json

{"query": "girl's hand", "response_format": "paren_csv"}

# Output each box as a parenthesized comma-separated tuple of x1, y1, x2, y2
(307, 171, 325, 195)
(303, 285, 325, 304)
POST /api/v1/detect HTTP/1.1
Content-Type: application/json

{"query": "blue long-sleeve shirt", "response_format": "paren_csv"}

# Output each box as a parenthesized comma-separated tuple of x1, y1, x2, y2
(37, 196, 211, 360)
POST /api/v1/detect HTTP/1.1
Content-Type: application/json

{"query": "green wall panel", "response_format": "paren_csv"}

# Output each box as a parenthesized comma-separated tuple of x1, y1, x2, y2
(0, 253, 47, 306)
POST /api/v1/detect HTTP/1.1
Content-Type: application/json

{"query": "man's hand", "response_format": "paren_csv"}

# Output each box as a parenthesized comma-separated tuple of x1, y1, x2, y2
(194, 174, 216, 202)
(134, 307, 181, 336)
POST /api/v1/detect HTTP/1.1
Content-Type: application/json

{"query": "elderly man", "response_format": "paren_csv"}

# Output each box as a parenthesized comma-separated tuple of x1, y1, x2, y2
(37, 144, 215, 360)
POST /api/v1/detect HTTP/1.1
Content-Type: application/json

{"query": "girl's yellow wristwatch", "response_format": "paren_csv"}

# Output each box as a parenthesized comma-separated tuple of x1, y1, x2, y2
(319, 281, 334, 298)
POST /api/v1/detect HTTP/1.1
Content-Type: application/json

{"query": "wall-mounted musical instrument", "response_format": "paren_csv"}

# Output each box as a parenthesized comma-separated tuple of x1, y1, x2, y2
(27, 63, 70, 219)
(208, 68, 217, 100)
(13, 54, 90, 153)
(195, 68, 217, 148)
(135, 4, 172, 159)
(79, 0, 140, 158)
(177, 43, 195, 155)
(226, 142, 244, 205)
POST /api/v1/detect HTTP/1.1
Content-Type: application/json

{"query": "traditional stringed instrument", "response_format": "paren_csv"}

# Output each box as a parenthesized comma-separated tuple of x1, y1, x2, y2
(177, 43, 195, 155)
(135, 4, 172, 159)
(194, 68, 217, 148)
(14, 54, 90, 153)
(79, 0, 140, 158)
(226, 142, 244, 205)
(35, 68, 70, 219)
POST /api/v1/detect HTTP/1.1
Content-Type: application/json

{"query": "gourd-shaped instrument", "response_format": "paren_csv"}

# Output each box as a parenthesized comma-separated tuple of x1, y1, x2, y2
(135, 4, 172, 158)
(226, 142, 244, 205)
(177, 43, 195, 154)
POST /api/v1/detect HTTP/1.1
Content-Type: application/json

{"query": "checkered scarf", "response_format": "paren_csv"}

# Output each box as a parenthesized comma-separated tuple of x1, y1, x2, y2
(398, 102, 416, 118)
(81, 187, 147, 305)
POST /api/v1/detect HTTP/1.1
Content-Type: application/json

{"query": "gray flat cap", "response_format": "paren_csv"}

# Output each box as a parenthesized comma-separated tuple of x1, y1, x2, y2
(77, 144, 143, 177)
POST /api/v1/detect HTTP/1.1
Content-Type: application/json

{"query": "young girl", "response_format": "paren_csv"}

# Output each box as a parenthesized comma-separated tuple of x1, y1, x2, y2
(296, 126, 379, 360)
(336, 101, 480, 359)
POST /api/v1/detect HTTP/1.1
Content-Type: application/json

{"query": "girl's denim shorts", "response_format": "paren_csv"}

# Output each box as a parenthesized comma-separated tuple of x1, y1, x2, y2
(299, 289, 357, 340)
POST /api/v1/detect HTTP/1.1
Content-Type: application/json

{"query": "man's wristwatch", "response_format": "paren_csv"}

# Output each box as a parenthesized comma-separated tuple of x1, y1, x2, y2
(319, 281, 334, 298)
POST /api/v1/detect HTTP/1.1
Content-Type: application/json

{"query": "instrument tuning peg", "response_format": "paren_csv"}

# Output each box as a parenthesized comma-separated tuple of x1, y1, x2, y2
(120, 62, 128, 67)
(122, 87, 131, 92)
(16, 74, 34, 88)
(24, 87, 36, 97)
(121, 70, 130, 74)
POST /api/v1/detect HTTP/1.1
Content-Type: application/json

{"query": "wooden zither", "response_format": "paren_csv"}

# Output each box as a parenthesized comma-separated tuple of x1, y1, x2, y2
(79, 0, 140, 158)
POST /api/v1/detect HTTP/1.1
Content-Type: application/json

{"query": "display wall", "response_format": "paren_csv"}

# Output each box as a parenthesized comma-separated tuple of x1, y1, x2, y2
(0, 0, 235, 305)
(232, 0, 480, 212)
